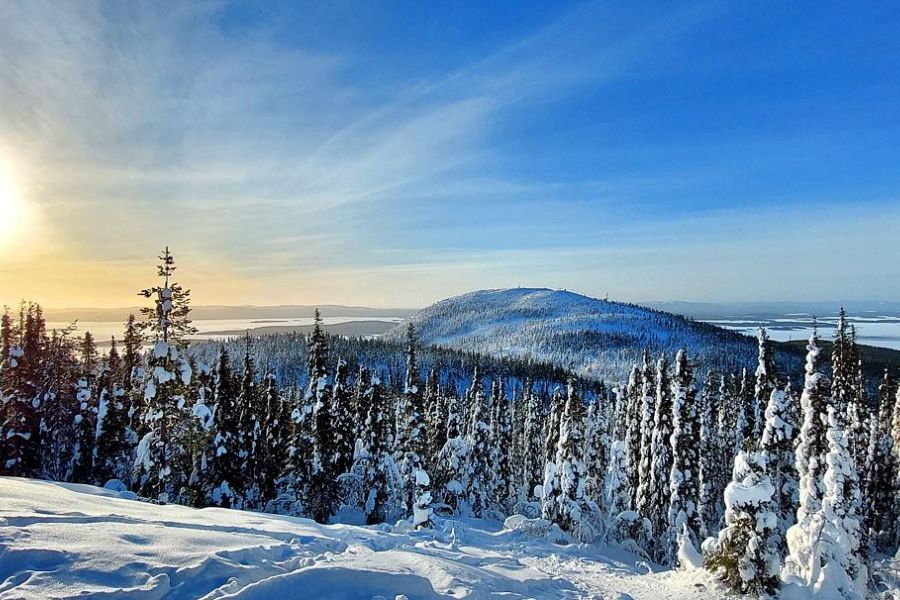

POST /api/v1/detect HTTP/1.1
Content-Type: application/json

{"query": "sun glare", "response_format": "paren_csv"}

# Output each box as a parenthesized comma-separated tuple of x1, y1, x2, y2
(0, 161, 28, 244)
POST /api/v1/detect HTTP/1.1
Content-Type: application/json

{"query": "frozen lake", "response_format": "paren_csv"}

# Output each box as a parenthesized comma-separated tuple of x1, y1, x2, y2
(703, 314, 900, 350)
(45, 316, 406, 344)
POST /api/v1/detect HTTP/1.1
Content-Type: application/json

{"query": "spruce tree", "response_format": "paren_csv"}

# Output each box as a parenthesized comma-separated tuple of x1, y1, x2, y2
(753, 328, 776, 442)
(306, 310, 340, 523)
(93, 339, 133, 485)
(351, 374, 399, 524)
(39, 326, 78, 481)
(666, 349, 701, 565)
(760, 384, 799, 553)
(207, 346, 241, 507)
(816, 404, 866, 599)
(464, 368, 493, 517)
(331, 359, 355, 476)
(716, 373, 739, 491)
(624, 361, 644, 507)
(1, 303, 44, 477)
(436, 388, 468, 515)
(134, 247, 196, 503)
(489, 379, 513, 511)
(584, 392, 610, 514)
(784, 326, 833, 585)
(697, 370, 721, 539)
(863, 371, 897, 552)
(634, 351, 656, 520)
(521, 381, 545, 506)
(646, 354, 673, 557)
(703, 450, 780, 596)
(735, 368, 755, 452)
(424, 368, 445, 472)
(235, 337, 259, 506)
(396, 323, 429, 518)
(543, 378, 595, 541)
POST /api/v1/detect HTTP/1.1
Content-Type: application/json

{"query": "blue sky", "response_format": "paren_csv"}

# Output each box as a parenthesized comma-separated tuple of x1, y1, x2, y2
(1, 1, 898, 307)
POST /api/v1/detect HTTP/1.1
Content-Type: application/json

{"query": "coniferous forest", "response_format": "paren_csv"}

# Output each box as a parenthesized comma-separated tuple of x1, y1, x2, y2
(2, 248, 898, 599)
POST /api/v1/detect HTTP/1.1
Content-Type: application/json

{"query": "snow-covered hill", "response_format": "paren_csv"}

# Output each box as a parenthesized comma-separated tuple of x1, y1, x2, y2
(0, 477, 730, 599)
(386, 288, 788, 380)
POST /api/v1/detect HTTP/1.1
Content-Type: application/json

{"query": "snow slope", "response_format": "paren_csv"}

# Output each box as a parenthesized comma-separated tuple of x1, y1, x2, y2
(0, 477, 728, 600)
(386, 288, 795, 380)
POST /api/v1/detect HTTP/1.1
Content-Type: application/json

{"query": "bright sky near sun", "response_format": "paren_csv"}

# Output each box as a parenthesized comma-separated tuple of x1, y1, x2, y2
(1, 1, 899, 308)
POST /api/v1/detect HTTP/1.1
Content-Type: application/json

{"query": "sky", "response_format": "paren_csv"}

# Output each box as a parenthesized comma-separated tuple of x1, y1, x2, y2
(1, 0, 899, 309)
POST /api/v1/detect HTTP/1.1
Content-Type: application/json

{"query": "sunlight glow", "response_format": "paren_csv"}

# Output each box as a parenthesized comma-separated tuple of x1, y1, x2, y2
(0, 160, 29, 245)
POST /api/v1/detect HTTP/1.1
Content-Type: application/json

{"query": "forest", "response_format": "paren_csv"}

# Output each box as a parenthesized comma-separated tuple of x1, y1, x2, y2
(1, 248, 897, 599)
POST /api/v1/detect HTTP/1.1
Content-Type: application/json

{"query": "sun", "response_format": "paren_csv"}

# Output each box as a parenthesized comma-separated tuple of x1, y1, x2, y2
(0, 161, 28, 243)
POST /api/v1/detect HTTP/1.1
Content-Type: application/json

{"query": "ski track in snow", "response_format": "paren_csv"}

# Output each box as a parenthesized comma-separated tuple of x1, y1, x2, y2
(0, 477, 734, 600)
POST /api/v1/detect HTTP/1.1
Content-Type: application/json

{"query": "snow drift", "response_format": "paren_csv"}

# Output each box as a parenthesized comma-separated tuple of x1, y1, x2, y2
(0, 477, 728, 600)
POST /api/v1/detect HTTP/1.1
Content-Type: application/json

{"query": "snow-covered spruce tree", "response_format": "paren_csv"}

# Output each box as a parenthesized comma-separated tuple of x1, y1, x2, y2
(624, 360, 645, 507)
(584, 392, 610, 515)
(396, 323, 430, 520)
(666, 349, 701, 566)
(306, 310, 341, 524)
(134, 247, 197, 503)
(814, 404, 866, 599)
(1, 304, 44, 478)
(544, 385, 564, 470)
(424, 368, 445, 473)
(93, 339, 134, 486)
(783, 325, 833, 585)
(634, 352, 657, 522)
(465, 368, 494, 517)
(760, 384, 799, 554)
(849, 352, 867, 462)
(735, 368, 755, 453)
(182, 358, 214, 508)
(352, 365, 372, 452)
(489, 379, 513, 512)
(509, 384, 527, 504)
(121, 314, 144, 439)
(70, 355, 98, 484)
(331, 359, 355, 477)
(703, 450, 780, 595)
(863, 371, 897, 552)
(255, 370, 285, 506)
(697, 370, 721, 539)
(753, 328, 777, 443)
(121, 314, 141, 393)
(542, 378, 596, 541)
(646, 354, 673, 558)
(207, 346, 241, 507)
(234, 336, 259, 505)
(39, 326, 79, 482)
(831, 311, 866, 470)
(716, 373, 739, 493)
(521, 381, 545, 507)
(435, 389, 468, 515)
(352, 374, 401, 524)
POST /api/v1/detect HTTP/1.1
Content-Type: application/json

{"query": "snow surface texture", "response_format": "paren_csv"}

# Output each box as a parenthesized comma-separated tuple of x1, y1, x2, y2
(385, 288, 794, 381)
(1, 477, 729, 600)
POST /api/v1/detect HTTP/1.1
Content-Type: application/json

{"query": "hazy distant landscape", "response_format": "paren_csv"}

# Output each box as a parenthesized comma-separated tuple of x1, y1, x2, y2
(47, 299, 900, 350)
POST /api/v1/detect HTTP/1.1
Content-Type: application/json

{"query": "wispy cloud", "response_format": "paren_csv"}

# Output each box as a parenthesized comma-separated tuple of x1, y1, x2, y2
(3, 1, 893, 307)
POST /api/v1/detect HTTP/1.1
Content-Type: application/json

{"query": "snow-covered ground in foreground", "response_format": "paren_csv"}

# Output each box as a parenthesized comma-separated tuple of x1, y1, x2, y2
(0, 477, 727, 600)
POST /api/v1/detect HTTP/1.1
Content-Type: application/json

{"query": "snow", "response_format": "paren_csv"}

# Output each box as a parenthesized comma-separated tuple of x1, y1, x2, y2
(676, 524, 703, 570)
(0, 477, 739, 600)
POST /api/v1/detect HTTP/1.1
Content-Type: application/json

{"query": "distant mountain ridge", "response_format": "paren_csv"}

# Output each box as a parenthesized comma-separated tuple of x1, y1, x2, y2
(386, 288, 801, 381)
(43, 304, 417, 323)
